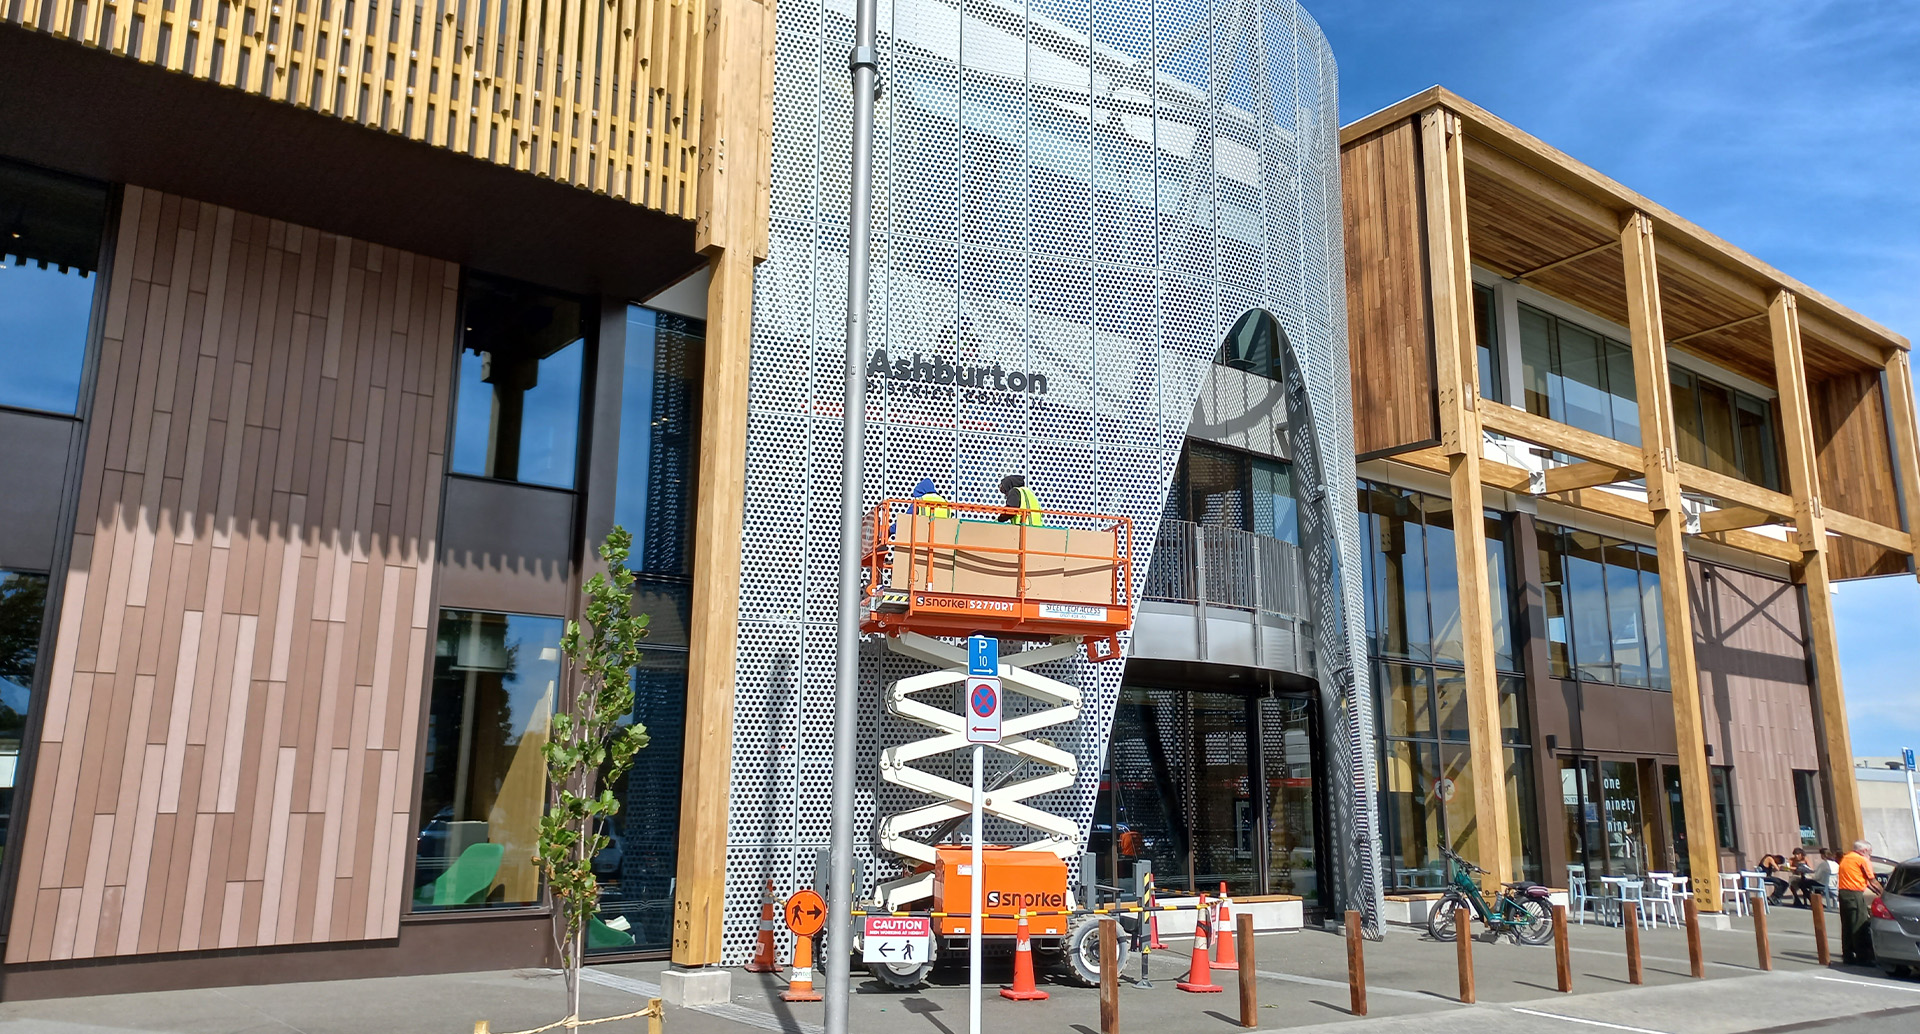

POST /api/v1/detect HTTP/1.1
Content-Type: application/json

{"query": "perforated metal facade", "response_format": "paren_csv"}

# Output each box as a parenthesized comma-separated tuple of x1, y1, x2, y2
(727, 0, 1360, 960)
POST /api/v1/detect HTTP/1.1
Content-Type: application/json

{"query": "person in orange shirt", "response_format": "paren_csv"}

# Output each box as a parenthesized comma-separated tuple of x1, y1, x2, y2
(1836, 840, 1885, 966)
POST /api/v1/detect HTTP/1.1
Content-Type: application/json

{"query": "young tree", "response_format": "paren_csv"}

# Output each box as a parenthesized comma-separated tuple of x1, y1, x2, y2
(539, 527, 652, 1022)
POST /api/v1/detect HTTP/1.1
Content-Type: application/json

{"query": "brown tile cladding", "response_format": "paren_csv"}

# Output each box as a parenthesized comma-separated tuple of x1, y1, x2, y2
(6, 187, 457, 963)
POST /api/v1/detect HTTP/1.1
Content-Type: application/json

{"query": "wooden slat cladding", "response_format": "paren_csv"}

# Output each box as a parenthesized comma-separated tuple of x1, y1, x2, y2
(1342, 119, 1436, 456)
(1690, 562, 1820, 864)
(5, 186, 456, 963)
(1809, 370, 1908, 579)
(1, 0, 705, 218)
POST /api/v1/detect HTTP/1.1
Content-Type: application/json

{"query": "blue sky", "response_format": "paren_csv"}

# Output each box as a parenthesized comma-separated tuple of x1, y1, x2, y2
(1305, 0, 1920, 758)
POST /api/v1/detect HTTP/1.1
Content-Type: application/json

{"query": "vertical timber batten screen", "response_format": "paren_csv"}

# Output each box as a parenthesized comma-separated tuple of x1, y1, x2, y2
(6, 186, 458, 962)
(1, 0, 707, 215)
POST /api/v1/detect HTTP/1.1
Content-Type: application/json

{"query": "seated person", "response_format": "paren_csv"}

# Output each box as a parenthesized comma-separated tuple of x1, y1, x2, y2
(1801, 848, 1834, 903)
(1787, 848, 1814, 905)
(1761, 853, 1791, 904)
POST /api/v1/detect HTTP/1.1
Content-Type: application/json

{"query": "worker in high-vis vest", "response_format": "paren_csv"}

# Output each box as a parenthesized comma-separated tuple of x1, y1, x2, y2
(911, 477, 952, 518)
(997, 474, 1043, 526)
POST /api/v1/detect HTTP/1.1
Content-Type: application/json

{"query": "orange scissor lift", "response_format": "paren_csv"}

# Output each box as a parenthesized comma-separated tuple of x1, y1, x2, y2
(853, 497, 1139, 988)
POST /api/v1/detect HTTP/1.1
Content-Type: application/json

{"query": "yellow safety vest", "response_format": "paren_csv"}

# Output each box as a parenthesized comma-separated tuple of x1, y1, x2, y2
(1014, 486, 1043, 526)
(914, 493, 951, 519)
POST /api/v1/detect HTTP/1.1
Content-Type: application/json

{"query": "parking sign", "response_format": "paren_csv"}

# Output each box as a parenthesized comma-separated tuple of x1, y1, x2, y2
(966, 676, 1002, 744)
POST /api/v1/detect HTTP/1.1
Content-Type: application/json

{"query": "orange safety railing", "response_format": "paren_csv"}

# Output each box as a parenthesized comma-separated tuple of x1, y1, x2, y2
(861, 498, 1134, 659)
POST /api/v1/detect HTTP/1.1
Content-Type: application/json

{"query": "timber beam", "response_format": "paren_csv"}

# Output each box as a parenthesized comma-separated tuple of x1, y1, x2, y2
(1481, 401, 1644, 470)
(1515, 240, 1621, 281)
(1420, 106, 1515, 888)
(1675, 462, 1796, 519)
(1695, 506, 1778, 535)
(1769, 290, 1865, 848)
(1622, 210, 1723, 911)
(1823, 509, 1913, 555)
(1531, 461, 1637, 495)
(1886, 352, 1920, 583)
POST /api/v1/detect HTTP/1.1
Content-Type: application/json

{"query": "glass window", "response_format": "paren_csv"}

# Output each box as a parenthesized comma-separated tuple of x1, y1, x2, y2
(1605, 541, 1649, 687)
(1474, 285, 1502, 404)
(1423, 499, 1463, 666)
(1260, 697, 1317, 899)
(1599, 760, 1645, 875)
(0, 571, 51, 867)
(1432, 670, 1470, 742)
(1565, 531, 1615, 682)
(451, 275, 587, 489)
(1556, 322, 1611, 439)
(1792, 770, 1823, 849)
(1697, 380, 1739, 479)
(1710, 766, 1739, 855)
(1382, 663, 1432, 739)
(1735, 394, 1781, 491)
(1537, 525, 1572, 678)
(1382, 740, 1443, 889)
(414, 610, 565, 911)
(1670, 369, 1705, 468)
(1174, 443, 1249, 529)
(1519, 306, 1555, 420)
(0, 161, 108, 415)
(1506, 747, 1542, 883)
(1486, 514, 1516, 672)
(1498, 676, 1528, 745)
(588, 305, 704, 952)
(1640, 550, 1669, 690)
(1249, 459, 1298, 545)
(1604, 342, 1639, 447)
(1663, 764, 1691, 877)
(591, 649, 688, 952)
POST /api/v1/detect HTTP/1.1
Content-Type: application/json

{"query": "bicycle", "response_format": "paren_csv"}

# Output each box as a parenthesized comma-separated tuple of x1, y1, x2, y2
(1425, 846, 1556, 946)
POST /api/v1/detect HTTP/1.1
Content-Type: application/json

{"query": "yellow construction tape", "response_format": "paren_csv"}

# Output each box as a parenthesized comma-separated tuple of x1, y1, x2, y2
(473, 998, 663, 1034)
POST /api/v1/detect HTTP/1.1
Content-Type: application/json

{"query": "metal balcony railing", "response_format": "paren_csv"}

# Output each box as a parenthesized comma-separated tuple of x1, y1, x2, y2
(1143, 519, 1305, 618)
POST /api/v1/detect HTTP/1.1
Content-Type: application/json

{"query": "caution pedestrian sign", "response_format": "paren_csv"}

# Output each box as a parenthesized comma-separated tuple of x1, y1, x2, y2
(966, 675, 1002, 744)
(784, 888, 827, 937)
(862, 915, 932, 964)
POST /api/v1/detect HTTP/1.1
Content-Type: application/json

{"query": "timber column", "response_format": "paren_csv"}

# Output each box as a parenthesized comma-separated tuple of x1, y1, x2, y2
(1620, 212, 1721, 911)
(1418, 107, 1513, 886)
(673, 0, 777, 968)
(1768, 291, 1865, 848)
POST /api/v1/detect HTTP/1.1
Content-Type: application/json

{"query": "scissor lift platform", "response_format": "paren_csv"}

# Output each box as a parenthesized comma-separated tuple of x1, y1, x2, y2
(860, 497, 1134, 658)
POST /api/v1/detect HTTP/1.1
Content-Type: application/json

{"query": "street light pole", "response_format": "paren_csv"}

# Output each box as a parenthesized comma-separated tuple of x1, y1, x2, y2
(826, 0, 880, 1029)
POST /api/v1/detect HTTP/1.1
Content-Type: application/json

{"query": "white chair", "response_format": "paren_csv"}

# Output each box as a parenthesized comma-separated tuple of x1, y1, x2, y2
(1568, 875, 1600, 925)
(1599, 875, 1629, 926)
(1740, 870, 1770, 914)
(1720, 872, 1747, 916)
(1620, 879, 1652, 929)
(1644, 873, 1680, 927)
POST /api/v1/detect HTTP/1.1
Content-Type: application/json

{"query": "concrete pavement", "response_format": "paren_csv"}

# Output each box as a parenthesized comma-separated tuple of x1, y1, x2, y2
(3, 904, 1915, 1032)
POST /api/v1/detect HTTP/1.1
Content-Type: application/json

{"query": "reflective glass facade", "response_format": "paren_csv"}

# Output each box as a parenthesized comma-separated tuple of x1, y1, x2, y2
(0, 160, 106, 415)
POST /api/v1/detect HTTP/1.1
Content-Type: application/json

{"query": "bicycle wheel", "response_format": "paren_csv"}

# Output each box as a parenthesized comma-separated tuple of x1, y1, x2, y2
(1507, 896, 1554, 946)
(1427, 891, 1473, 941)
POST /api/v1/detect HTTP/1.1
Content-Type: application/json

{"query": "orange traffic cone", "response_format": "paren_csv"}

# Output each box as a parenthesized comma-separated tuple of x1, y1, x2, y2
(1212, 883, 1239, 970)
(1146, 872, 1167, 950)
(781, 934, 824, 1002)
(1000, 908, 1050, 1000)
(746, 880, 782, 973)
(1177, 893, 1223, 993)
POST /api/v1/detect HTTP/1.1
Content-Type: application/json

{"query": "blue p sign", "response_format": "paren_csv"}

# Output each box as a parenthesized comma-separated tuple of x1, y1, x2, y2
(968, 634, 998, 677)
(1905, 747, 1915, 772)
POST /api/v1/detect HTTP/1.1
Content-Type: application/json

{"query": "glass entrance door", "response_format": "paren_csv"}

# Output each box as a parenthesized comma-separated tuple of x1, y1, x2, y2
(1560, 757, 1648, 880)
(1103, 686, 1326, 909)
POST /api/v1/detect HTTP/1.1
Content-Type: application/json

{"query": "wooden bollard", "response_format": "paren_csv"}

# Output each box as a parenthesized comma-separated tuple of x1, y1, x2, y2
(473, 1023, 490, 1034)
(1623, 902, 1643, 985)
(1455, 907, 1475, 1004)
(1345, 909, 1368, 1017)
(1237, 914, 1257, 1027)
(1100, 916, 1119, 1034)
(1751, 892, 1771, 971)
(1811, 891, 1831, 967)
(1684, 896, 1705, 978)
(1552, 904, 1572, 992)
